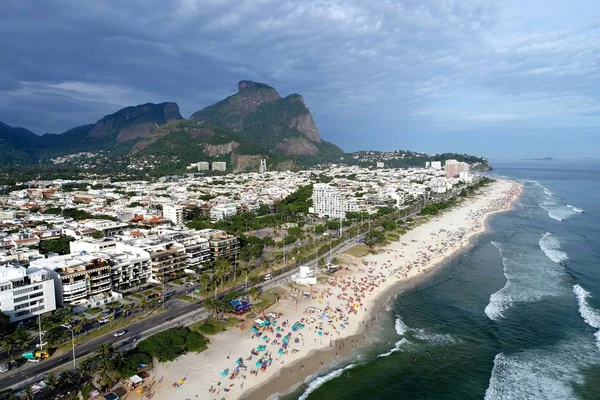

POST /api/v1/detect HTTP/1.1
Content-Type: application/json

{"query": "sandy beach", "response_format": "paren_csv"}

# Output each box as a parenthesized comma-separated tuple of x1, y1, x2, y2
(147, 179, 522, 400)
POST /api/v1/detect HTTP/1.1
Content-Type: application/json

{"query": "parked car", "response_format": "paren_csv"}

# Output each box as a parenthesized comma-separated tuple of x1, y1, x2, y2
(264, 274, 272, 281)
(27, 358, 41, 363)
(0, 363, 9, 373)
(113, 330, 127, 337)
(98, 318, 110, 324)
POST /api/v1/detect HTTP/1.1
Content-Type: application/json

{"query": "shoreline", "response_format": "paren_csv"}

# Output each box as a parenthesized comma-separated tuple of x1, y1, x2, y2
(149, 179, 522, 400)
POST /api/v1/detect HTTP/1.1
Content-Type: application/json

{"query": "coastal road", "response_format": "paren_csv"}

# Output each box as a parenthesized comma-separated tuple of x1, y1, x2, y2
(0, 233, 366, 391)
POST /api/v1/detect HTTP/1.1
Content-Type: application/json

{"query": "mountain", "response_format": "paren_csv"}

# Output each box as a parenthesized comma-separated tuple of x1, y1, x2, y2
(0, 81, 343, 173)
(133, 81, 344, 171)
(0, 121, 40, 165)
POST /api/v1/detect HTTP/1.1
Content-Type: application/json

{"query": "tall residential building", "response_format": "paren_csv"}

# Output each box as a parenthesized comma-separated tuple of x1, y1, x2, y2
(69, 239, 152, 291)
(196, 229, 240, 260)
(198, 162, 210, 171)
(431, 161, 442, 170)
(156, 229, 211, 272)
(445, 160, 469, 178)
(311, 183, 359, 219)
(163, 204, 184, 225)
(32, 255, 112, 307)
(259, 159, 267, 174)
(0, 265, 56, 322)
(211, 162, 227, 172)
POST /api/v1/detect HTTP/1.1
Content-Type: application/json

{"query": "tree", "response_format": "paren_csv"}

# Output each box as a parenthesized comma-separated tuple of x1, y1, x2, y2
(314, 225, 325, 234)
(96, 343, 114, 361)
(1, 335, 18, 356)
(13, 325, 31, 350)
(90, 230, 104, 239)
(22, 385, 34, 400)
(0, 312, 10, 337)
(214, 259, 230, 288)
(39, 236, 75, 255)
(58, 370, 74, 388)
(248, 286, 260, 301)
(45, 372, 59, 392)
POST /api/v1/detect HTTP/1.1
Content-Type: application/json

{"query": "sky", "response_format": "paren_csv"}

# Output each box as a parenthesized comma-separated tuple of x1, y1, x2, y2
(1, 0, 599, 159)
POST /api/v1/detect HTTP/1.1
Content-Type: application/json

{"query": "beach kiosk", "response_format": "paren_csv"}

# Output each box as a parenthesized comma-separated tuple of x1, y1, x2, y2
(291, 266, 317, 286)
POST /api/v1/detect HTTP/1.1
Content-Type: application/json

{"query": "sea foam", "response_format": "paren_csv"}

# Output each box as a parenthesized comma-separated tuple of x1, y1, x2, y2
(567, 204, 584, 213)
(539, 233, 568, 263)
(298, 363, 357, 400)
(377, 338, 410, 358)
(395, 317, 409, 335)
(573, 284, 600, 351)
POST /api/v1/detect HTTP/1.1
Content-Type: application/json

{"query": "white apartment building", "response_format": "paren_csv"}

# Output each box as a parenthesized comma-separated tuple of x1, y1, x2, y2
(162, 204, 184, 225)
(431, 161, 442, 170)
(80, 220, 129, 237)
(212, 161, 227, 172)
(69, 238, 152, 291)
(32, 255, 112, 306)
(210, 203, 238, 222)
(0, 265, 57, 322)
(311, 183, 358, 219)
(159, 229, 211, 271)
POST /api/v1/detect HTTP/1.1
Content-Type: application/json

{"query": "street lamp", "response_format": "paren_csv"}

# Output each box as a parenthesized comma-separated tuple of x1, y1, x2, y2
(61, 324, 76, 370)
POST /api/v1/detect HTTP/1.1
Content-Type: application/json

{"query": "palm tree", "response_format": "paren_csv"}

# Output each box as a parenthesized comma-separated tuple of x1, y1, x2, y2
(199, 273, 210, 294)
(248, 287, 260, 301)
(203, 298, 220, 317)
(214, 259, 230, 288)
(96, 343, 114, 361)
(58, 370, 74, 389)
(22, 385, 34, 400)
(97, 357, 115, 386)
(13, 326, 31, 350)
(77, 357, 95, 378)
(45, 372, 59, 392)
(2, 335, 19, 356)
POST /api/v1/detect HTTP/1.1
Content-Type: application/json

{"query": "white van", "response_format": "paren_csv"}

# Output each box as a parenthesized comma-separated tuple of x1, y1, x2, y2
(264, 274, 272, 281)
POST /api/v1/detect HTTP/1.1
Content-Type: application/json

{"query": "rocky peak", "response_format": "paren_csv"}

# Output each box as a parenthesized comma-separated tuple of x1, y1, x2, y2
(88, 102, 183, 140)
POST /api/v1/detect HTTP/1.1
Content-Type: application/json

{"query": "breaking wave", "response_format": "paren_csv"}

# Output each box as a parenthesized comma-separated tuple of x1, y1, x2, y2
(485, 337, 600, 400)
(539, 202, 577, 222)
(395, 317, 409, 335)
(377, 338, 410, 358)
(539, 233, 568, 263)
(567, 205, 584, 213)
(298, 363, 358, 400)
(485, 240, 565, 321)
(573, 284, 600, 351)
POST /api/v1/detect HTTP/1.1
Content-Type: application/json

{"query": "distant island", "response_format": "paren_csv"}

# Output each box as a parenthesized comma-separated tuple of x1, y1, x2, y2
(523, 157, 553, 161)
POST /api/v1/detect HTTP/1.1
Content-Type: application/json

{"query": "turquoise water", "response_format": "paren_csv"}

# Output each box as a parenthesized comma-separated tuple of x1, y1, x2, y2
(285, 161, 600, 400)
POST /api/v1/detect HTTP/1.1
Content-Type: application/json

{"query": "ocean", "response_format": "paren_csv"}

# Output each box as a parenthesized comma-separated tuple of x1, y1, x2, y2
(284, 160, 600, 400)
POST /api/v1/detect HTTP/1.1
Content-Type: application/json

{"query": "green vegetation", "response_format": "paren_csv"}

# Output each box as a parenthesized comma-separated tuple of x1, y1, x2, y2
(420, 199, 457, 216)
(191, 317, 238, 335)
(115, 350, 153, 378)
(39, 236, 74, 255)
(136, 327, 209, 362)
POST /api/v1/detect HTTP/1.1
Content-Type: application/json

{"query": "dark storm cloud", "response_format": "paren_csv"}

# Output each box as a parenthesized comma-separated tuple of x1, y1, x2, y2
(1, 0, 599, 157)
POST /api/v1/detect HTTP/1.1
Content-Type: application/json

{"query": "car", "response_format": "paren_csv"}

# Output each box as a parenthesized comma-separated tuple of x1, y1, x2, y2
(27, 358, 41, 363)
(0, 363, 9, 373)
(113, 330, 127, 337)
(98, 318, 110, 324)
(264, 274, 272, 281)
